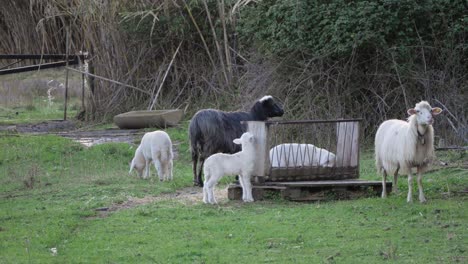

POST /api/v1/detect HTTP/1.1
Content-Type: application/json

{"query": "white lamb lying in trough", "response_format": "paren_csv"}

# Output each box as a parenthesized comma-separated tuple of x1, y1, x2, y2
(203, 132, 256, 204)
(375, 101, 442, 203)
(129, 130, 173, 181)
(269, 143, 336, 168)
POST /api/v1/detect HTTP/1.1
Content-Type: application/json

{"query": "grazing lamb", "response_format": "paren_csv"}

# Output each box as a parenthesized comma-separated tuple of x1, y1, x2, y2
(129, 130, 173, 181)
(203, 132, 256, 204)
(269, 143, 336, 168)
(189, 95, 284, 187)
(375, 101, 442, 203)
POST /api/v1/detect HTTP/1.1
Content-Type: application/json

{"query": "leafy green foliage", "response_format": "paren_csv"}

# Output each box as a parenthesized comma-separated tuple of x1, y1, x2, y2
(237, 0, 468, 57)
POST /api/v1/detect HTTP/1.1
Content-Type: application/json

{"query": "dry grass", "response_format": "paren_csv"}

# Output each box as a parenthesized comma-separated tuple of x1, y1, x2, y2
(0, 0, 465, 145)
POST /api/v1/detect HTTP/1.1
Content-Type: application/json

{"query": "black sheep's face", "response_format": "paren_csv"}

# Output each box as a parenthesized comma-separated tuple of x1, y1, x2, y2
(261, 96, 284, 118)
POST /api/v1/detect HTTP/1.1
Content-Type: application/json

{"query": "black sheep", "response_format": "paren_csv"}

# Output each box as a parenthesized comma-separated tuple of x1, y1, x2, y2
(189, 96, 284, 186)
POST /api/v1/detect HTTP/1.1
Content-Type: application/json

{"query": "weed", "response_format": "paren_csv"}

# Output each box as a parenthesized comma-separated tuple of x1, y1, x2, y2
(25, 104, 36, 111)
(262, 190, 283, 201)
(23, 164, 41, 189)
(380, 241, 398, 260)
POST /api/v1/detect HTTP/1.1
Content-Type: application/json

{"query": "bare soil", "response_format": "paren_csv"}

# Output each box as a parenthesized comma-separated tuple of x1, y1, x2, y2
(109, 186, 228, 209)
(0, 120, 145, 146)
(0, 120, 76, 133)
(90, 186, 229, 219)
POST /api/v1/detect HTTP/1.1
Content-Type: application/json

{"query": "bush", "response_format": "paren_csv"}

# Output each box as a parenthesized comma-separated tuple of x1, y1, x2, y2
(237, 0, 468, 58)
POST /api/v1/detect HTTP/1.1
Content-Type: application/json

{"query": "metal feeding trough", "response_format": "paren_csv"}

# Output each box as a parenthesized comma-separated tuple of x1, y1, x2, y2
(228, 119, 391, 201)
(113, 109, 184, 129)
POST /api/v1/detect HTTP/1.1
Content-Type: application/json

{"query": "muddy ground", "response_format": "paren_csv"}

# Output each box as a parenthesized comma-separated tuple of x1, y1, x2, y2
(0, 120, 145, 146)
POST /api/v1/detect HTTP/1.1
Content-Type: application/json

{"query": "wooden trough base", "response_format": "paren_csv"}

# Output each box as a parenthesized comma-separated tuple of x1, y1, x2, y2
(227, 180, 392, 202)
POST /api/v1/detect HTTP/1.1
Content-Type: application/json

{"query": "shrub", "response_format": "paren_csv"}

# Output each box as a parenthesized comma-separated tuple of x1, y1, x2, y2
(237, 0, 468, 58)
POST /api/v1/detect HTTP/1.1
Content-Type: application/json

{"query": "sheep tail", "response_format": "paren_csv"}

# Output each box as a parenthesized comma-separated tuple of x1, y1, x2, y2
(189, 116, 203, 160)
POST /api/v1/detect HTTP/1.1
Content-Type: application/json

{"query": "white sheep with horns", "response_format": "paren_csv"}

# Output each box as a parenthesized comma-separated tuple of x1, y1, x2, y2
(375, 101, 442, 203)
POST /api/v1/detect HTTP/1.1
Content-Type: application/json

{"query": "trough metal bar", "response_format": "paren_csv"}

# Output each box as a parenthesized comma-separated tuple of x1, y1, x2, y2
(266, 180, 392, 187)
(266, 118, 363, 126)
(0, 54, 86, 60)
(0, 60, 79, 75)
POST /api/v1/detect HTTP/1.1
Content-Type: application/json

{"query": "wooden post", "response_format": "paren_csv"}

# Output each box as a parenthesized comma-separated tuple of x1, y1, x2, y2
(336, 121, 359, 167)
(245, 121, 269, 182)
(81, 72, 85, 109)
(87, 60, 96, 120)
(63, 27, 70, 121)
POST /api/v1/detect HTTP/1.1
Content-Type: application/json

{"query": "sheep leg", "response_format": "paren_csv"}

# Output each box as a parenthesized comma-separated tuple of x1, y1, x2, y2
(206, 180, 217, 204)
(240, 174, 254, 202)
(192, 152, 199, 186)
(407, 172, 414, 203)
(393, 168, 399, 194)
(163, 162, 169, 181)
(203, 173, 218, 204)
(202, 184, 209, 204)
(202, 171, 210, 203)
(168, 160, 173, 181)
(154, 160, 163, 181)
(143, 160, 150, 179)
(417, 167, 426, 203)
(381, 169, 388, 198)
(197, 158, 205, 187)
(161, 161, 168, 181)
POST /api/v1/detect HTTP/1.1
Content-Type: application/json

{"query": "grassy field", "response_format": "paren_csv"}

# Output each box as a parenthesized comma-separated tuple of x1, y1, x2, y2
(0, 123, 466, 263)
(0, 69, 82, 125)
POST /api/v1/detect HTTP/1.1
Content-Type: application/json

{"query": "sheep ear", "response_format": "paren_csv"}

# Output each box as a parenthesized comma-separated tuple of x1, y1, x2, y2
(233, 138, 241, 144)
(432, 107, 442, 115)
(407, 108, 417, 115)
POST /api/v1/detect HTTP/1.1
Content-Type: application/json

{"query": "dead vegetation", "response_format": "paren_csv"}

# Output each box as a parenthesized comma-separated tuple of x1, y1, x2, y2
(0, 0, 466, 145)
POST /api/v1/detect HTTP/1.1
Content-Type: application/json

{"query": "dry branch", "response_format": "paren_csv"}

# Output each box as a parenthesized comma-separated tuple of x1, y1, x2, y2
(66, 67, 151, 96)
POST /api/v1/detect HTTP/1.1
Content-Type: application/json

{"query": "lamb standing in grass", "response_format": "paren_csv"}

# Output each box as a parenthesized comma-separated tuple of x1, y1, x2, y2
(203, 132, 256, 204)
(375, 101, 442, 203)
(129, 130, 173, 181)
(189, 95, 284, 187)
(270, 143, 336, 168)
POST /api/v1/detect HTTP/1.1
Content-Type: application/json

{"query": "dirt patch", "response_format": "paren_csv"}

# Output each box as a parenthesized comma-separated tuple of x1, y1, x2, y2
(91, 186, 229, 218)
(0, 120, 76, 133)
(56, 128, 145, 146)
(0, 120, 147, 146)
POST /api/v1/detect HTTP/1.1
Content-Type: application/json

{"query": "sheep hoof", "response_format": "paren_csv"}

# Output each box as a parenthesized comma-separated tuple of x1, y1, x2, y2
(419, 197, 427, 203)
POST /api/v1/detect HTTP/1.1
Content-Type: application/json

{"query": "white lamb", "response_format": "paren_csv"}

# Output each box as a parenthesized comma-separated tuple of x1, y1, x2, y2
(269, 143, 336, 168)
(375, 101, 442, 203)
(203, 132, 256, 204)
(129, 130, 173, 181)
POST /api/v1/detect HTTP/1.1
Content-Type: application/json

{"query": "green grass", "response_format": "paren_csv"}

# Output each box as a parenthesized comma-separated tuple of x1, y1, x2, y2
(0, 98, 80, 125)
(0, 67, 82, 125)
(0, 127, 467, 263)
